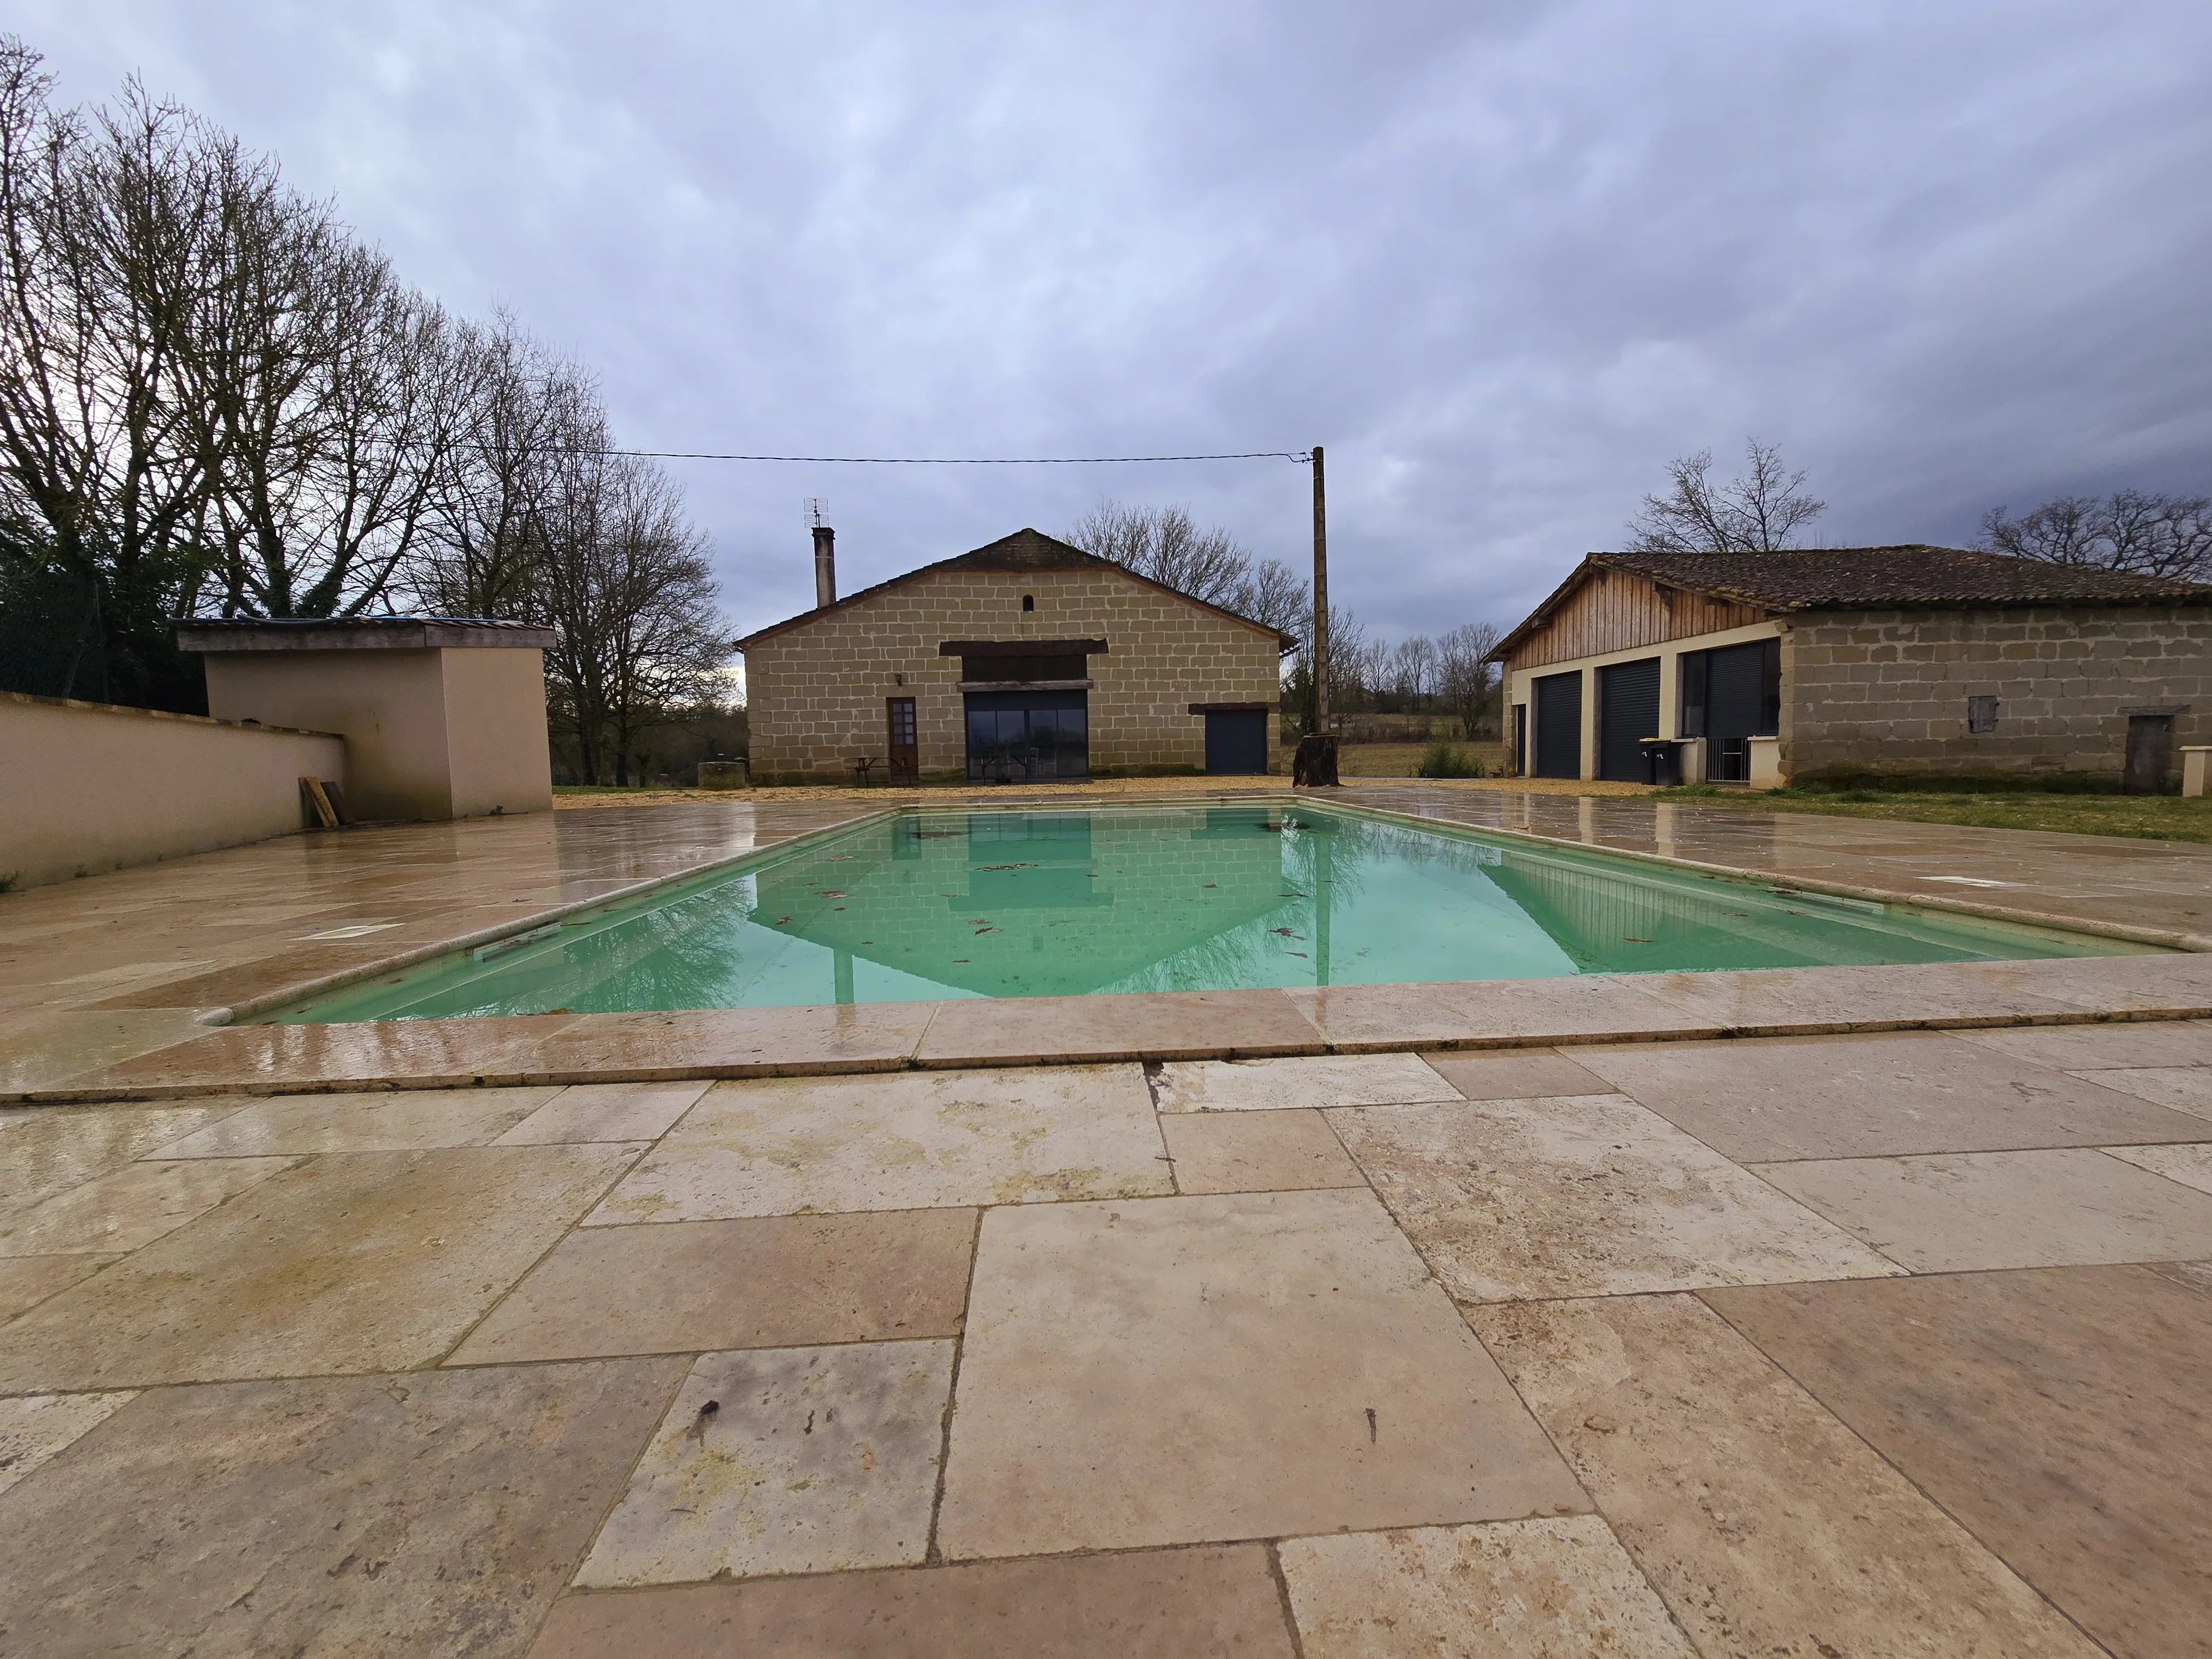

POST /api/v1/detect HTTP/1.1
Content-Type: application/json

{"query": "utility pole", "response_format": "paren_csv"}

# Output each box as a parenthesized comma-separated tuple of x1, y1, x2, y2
(1311, 445, 1329, 734)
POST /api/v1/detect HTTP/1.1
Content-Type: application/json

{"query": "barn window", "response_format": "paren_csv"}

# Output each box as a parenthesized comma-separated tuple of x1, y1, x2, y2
(1967, 696, 1999, 734)
(1021, 593, 1035, 612)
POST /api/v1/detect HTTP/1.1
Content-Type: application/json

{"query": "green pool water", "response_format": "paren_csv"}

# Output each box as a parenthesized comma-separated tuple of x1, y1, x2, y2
(273, 804, 2154, 1022)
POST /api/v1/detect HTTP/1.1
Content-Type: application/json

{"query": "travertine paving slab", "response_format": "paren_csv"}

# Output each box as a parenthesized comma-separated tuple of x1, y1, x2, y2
(1152, 1052, 1457, 1112)
(0, 1008, 218, 1094)
(1423, 1047, 1613, 1102)
(1469, 1293, 2102, 1659)
(0, 1391, 134, 1496)
(0, 1253, 117, 1321)
(1332, 1095, 1896, 1302)
(589, 1065, 1169, 1223)
(935, 1188, 1587, 1559)
(451, 1209, 975, 1364)
(518, 1004, 936, 1082)
(1571, 1031, 2205, 1161)
(0, 1144, 639, 1390)
(575, 1340, 955, 1586)
(64, 1013, 583, 1098)
(917, 988, 1324, 1066)
(1291, 977, 1714, 1052)
(150, 1087, 558, 1155)
(1956, 1019, 2212, 1071)
(0, 1358, 683, 1657)
(530, 1543, 1296, 1657)
(2102, 1141, 2212, 1196)
(1990, 951, 2212, 1016)
(2149, 1258, 2212, 1297)
(1160, 1110, 1365, 1194)
(1756, 1148, 2212, 1271)
(1625, 959, 2086, 1034)
(2078, 1064, 2212, 1120)
(0, 1155, 294, 1255)
(1706, 1265, 2212, 1659)
(1278, 1516, 1692, 1659)
(0, 1101, 243, 1213)
(492, 1082, 711, 1144)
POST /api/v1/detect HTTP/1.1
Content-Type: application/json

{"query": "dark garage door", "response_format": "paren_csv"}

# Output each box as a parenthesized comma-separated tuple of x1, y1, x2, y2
(1203, 709, 1269, 775)
(1532, 670, 1582, 779)
(1598, 658, 1661, 781)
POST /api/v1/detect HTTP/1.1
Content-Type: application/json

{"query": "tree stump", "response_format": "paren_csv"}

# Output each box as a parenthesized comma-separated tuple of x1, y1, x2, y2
(1292, 734, 1340, 787)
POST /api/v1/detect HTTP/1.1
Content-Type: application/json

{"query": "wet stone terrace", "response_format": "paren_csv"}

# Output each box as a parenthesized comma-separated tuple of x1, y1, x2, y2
(0, 790, 2209, 1653)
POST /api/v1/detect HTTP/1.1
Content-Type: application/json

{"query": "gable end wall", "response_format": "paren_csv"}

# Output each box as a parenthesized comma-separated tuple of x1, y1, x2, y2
(1505, 568, 1774, 674)
(745, 567, 1282, 779)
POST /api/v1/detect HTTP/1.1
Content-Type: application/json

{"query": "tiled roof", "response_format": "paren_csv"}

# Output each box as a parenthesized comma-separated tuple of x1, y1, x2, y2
(1489, 544, 2212, 661)
(735, 528, 1296, 649)
(1593, 545, 2212, 608)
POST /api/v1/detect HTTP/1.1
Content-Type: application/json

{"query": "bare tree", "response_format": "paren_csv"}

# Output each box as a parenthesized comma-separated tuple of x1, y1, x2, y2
(1066, 500, 1252, 606)
(0, 45, 227, 705)
(1227, 556, 1306, 638)
(1389, 634, 1437, 708)
(0, 36, 733, 731)
(1980, 489, 2212, 582)
(408, 313, 599, 619)
(200, 212, 460, 618)
(1436, 621, 1502, 739)
(540, 452, 729, 785)
(1627, 437, 1827, 554)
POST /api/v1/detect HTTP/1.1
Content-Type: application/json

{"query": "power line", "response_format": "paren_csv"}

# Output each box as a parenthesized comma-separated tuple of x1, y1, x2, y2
(591, 447, 1314, 466)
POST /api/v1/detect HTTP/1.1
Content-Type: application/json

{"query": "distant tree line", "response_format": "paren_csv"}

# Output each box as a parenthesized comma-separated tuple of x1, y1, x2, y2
(1067, 499, 1503, 740)
(0, 39, 727, 782)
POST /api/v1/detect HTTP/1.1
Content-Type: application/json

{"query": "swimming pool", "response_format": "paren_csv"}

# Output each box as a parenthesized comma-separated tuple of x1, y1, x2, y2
(271, 803, 2157, 1022)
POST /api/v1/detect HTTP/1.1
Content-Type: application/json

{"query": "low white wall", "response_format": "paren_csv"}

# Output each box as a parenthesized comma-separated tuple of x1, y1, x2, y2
(0, 692, 346, 889)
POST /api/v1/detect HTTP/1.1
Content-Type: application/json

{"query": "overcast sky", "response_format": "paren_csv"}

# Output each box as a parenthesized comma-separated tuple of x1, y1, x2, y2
(17, 2, 2212, 640)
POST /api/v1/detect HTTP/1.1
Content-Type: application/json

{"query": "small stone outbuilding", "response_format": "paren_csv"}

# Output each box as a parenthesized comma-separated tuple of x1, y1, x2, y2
(737, 528, 1295, 784)
(1491, 546, 2212, 789)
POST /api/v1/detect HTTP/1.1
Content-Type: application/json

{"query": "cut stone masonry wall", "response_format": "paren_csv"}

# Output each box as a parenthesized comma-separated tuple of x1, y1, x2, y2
(1785, 607, 2212, 779)
(744, 567, 1284, 780)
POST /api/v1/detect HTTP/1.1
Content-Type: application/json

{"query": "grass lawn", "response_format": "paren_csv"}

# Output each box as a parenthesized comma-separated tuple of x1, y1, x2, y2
(1329, 740, 1508, 778)
(1656, 784, 2212, 844)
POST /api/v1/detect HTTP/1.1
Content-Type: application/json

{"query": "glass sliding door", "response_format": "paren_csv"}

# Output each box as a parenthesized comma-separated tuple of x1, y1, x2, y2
(963, 690, 1089, 781)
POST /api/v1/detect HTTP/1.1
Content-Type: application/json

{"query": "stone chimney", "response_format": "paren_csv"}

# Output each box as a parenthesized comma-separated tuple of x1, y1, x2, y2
(812, 524, 837, 608)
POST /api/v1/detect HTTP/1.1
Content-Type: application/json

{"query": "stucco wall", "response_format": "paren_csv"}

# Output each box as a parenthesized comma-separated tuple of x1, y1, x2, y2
(743, 567, 1284, 780)
(439, 647, 555, 816)
(203, 646, 551, 819)
(0, 692, 345, 889)
(1785, 606, 2212, 780)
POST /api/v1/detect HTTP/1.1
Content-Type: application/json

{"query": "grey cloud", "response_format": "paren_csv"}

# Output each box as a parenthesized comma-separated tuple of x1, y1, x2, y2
(17, 0, 2211, 637)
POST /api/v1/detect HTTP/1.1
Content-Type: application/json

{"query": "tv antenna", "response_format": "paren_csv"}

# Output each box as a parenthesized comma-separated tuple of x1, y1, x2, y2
(805, 497, 827, 528)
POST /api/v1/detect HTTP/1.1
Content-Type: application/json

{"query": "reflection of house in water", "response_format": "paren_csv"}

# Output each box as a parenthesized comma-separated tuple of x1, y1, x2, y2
(750, 810, 1298, 998)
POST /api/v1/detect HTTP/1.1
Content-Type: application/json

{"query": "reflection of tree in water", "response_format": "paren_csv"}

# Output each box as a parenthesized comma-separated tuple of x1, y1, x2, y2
(533, 880, 765, 1011)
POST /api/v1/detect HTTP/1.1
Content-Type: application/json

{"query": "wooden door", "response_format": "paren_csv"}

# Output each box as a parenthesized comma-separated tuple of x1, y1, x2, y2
(886, 697, 918, 783)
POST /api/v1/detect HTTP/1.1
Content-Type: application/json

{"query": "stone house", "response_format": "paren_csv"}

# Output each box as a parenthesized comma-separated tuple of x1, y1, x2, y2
(1491, 546, 2212, 789)
(736, 528, 1295, 783)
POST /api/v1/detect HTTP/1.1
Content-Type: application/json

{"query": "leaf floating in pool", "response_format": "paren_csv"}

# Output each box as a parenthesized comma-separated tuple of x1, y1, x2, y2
(1624, 936, 1652, 943)
(1202, 883, 1217, 889)
(1269, 927, 1305, 940)
(818, 890, 847, 898)
(774, 917, 792, 926)
(974, 926, 999, 935)
(975, 863, 1036, 871)
(1287, 951, 1308, 958)
(1280, 890, 1307, 899)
